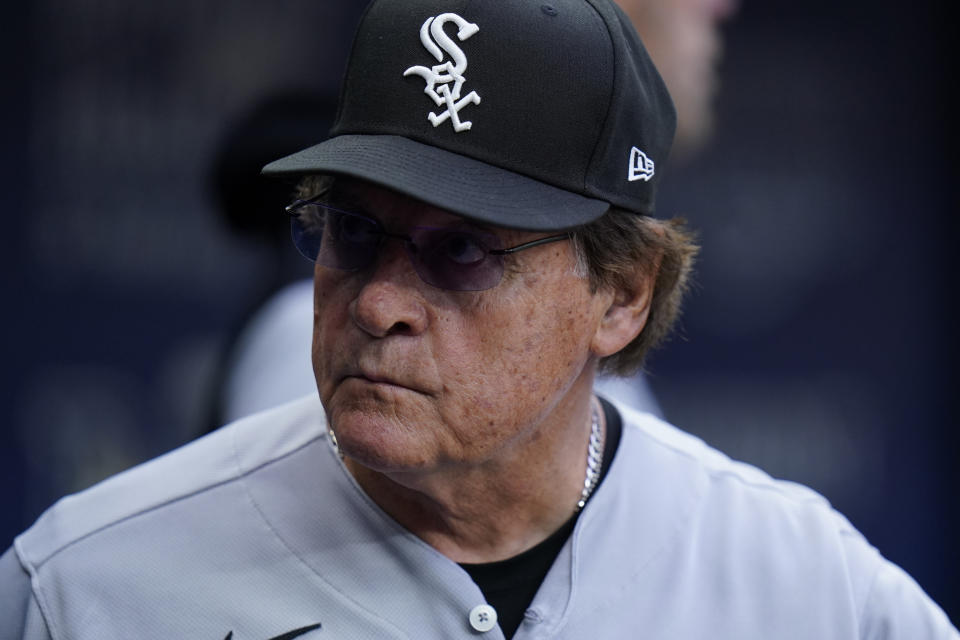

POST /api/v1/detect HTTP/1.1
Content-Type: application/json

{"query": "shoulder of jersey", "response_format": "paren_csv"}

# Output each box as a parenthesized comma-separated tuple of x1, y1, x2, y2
(16, 394, 326, 568)
(615, 400, 856, 531)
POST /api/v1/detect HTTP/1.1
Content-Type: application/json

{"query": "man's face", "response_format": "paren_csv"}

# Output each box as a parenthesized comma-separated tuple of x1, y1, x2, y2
(312, 180, 612, 474)
(616, 0, 738, 153)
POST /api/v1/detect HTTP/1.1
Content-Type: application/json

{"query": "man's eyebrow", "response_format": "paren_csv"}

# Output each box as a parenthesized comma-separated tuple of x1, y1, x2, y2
(322, 185, 364, 209)
(324, 183, 504, 234)
(321, 190, 383, 222)
(456, 220, 508, 238)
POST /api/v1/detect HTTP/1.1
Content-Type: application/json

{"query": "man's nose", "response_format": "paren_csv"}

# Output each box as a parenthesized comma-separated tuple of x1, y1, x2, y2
(348, 242, 429, 338)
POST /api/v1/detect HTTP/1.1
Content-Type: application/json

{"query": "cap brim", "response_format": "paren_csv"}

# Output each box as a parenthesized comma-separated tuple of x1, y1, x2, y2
(261, 134, 609, 231)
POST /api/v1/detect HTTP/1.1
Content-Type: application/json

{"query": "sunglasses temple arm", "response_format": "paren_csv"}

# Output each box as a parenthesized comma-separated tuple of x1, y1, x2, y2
(491, 233, 570, 256)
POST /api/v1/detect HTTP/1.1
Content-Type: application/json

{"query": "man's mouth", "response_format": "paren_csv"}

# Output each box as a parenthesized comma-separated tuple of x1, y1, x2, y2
(343, 371, 425, 395)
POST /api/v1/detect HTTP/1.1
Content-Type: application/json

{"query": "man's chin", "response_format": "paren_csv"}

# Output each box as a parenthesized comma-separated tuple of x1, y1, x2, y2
(331, 413, 435, 474)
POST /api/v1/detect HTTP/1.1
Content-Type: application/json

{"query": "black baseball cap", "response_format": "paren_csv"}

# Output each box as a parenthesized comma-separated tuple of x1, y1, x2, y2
(262, 0, 676, 231)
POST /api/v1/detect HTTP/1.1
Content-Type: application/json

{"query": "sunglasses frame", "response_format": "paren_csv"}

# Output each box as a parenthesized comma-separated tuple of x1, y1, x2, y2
(286, 196, 570, 291)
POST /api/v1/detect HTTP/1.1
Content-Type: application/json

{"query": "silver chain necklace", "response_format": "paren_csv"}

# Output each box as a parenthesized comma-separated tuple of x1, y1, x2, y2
(576, 401, 605, 512)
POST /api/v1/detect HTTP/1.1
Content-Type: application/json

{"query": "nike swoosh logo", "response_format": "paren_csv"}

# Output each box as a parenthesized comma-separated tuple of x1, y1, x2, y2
(222, 623, 321, 640)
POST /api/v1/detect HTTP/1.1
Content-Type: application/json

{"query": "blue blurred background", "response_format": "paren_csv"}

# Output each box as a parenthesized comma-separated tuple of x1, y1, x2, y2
(1, 0, 955, 624)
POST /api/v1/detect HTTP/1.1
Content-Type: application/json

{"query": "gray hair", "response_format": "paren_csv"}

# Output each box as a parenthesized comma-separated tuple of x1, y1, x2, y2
(570, 209, 697, 376)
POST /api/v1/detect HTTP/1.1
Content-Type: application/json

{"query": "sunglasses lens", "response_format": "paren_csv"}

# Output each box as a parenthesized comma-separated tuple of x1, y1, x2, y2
(290, 210, 322, 262)
(291, 205, 380, 271)
(320, 209, 381, 270)
(290, 202, 506, 291)
(412, 229, 504, 291)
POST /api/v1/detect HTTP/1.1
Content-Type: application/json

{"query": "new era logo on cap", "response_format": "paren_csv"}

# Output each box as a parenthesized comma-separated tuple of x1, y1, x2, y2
(628, 147, 655, 182)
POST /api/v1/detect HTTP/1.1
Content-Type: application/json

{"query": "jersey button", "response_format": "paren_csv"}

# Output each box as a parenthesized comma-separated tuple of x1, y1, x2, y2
(468, 604, 498, 632)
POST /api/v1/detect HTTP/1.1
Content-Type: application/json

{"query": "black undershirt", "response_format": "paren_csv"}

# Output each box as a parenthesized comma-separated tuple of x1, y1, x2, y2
(459, 398, 623, 639)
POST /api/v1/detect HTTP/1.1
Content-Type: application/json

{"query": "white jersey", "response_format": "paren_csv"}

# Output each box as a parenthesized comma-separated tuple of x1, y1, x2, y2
(2, 395, 956, 639)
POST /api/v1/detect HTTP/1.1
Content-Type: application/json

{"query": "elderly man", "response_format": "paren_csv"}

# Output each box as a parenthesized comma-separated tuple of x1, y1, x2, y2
(2, 0, 956, 638)
(217, 0, 741, 424)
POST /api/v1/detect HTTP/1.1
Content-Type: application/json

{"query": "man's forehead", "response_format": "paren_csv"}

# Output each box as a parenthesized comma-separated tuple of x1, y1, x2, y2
(327, 176, 505, 233)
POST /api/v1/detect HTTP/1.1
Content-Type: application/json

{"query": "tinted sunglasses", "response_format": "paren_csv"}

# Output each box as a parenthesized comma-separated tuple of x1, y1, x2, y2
(286, 197, 570, 291)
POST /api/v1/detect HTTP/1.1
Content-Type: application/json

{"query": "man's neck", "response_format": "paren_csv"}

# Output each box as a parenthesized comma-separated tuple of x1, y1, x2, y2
(342, 383, 600, 564)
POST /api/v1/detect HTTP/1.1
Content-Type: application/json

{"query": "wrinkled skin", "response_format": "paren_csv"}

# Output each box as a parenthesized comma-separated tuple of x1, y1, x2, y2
(313, 182, 611, 476)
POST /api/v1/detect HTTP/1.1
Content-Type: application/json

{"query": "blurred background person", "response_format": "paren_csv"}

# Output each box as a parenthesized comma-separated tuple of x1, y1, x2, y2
(617, 0, 738, 156)
(1, 0, 954, 626)
(204, 91, 335, 426)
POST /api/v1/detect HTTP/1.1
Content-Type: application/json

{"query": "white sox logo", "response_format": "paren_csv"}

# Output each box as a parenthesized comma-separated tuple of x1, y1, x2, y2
(403, 13, 481, 133)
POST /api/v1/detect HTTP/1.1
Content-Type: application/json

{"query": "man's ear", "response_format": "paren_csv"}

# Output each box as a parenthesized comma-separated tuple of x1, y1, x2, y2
(590, 261, 659, 359)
